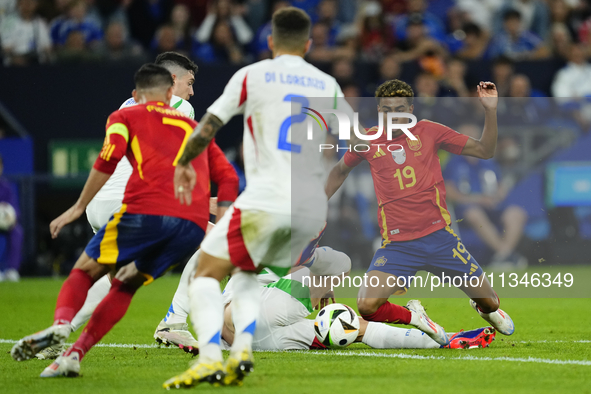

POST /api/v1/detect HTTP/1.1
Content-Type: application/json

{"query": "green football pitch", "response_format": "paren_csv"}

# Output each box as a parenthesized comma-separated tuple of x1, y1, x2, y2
(1, 273, 590, 394)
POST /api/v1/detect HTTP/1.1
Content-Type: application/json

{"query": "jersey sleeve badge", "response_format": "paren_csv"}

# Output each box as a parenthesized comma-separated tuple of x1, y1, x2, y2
(392, 147, 406, 165)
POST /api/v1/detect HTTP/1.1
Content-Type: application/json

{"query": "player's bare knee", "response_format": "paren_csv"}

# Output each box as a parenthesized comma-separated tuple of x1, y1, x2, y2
(194, 252, 235, 281)
(357, 298, 381, 316)
(73, 252, 110, 280)
(476, 297, 499, 313)
(114, 263, 145, 288)
(194, 262, 231, 281)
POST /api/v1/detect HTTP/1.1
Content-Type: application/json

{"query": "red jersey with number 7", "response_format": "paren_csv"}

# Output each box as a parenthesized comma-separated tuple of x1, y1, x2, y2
(94, 101, 210, 230)
(343, 120, 469, 242)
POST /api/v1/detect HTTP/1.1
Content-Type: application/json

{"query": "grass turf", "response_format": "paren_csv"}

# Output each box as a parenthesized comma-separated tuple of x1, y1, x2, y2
(1, 273, 590, 394)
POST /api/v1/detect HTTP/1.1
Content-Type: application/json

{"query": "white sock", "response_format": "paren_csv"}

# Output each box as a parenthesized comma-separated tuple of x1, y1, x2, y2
(164, 250, 199, 325)
(229, 271, 260, 358)
(189, 277, 223, 362)
(308, 247, 351, 277)
(70, 275, 111, 331)
(362, 322, 441, 349)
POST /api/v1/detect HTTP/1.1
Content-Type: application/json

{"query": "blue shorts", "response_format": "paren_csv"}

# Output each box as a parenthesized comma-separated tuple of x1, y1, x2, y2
(368, 227, 483, 290)
(86, 211, 205, 283)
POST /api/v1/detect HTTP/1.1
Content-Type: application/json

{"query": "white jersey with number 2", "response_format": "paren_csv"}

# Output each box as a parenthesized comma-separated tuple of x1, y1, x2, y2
(208, 54, 352, 220)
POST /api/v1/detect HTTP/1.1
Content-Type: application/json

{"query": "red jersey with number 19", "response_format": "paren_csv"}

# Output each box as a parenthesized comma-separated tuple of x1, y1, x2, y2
(93, 101, 210, 230)
(343, 119, 469, 242)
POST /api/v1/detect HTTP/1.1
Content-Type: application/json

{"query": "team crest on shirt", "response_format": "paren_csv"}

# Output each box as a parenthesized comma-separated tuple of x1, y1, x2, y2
(374, 257, 387, 267)
(406, 135, 422, 151)
(391, 146, 406, 165)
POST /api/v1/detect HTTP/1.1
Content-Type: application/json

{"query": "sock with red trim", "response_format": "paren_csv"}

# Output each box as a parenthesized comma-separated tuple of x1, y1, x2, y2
(189, 277, 224, 362)
(54, 268, 95, 325)
(228, 271, 260, 358)
(361, 302, 412, 325)
(310, 336, 328, 350)
(64, 278, 137, 360)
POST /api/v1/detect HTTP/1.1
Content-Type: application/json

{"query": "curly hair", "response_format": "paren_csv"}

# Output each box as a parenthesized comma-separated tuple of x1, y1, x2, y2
(375, 79, 414, 106)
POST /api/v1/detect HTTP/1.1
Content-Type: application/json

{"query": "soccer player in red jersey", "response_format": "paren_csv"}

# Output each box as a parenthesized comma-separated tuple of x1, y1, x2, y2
(325, 79, 515, 344)
(10, 64, 212, 377)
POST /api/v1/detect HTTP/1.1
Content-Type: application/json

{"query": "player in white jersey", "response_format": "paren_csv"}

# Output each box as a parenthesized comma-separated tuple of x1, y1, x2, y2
(86, 52, 198, 233)
(217, 229, 494, 353)
(35, 52, 239, 360)
(164, 7, 355, 389)
(220, 252, 496, 352)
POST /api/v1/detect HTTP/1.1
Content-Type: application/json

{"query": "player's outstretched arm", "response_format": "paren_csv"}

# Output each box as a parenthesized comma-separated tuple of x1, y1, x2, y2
(174, 113, 224, 205)
(50, 169, 111, 238)
(325, 157, 356, 200)
(461, 81, 498, 160)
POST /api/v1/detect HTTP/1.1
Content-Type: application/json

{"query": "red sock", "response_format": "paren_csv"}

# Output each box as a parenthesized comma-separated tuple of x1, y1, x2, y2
(54, 269, 95, 324)
(310, 336, 328, 350)
(361, 302, 412, 325)
(65, 278, 137, 360)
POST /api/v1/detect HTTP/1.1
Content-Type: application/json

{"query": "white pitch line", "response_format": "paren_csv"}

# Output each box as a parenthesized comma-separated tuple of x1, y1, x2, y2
(1, 339, 589, 366)
(304, 350, 591, 366)
(517, 340, 591, 344)
(5, 339, 588, 345)
(0, 339, 171, 349)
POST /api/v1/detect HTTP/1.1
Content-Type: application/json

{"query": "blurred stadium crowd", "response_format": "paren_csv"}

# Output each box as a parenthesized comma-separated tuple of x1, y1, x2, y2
(1, 0, 591, 68)
(1, 0, 591, 279)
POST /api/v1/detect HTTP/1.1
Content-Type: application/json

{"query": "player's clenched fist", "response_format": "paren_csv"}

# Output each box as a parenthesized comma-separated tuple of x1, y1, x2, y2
(477, 81, 498, 110)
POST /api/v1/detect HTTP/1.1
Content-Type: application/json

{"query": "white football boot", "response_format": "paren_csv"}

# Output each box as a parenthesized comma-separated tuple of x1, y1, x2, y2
(11, 324, 72, 361)
(470, 299, 515, 335)
(40, 351, 81, 378)
(154, 320, 199, 355)
(406, 300, 449, 346)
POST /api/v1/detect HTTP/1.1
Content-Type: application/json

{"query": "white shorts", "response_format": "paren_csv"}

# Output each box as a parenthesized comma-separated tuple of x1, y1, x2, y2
(201, 205, 325, 273)
(252, 285, 315, 351)
(85, 198, 123, 234)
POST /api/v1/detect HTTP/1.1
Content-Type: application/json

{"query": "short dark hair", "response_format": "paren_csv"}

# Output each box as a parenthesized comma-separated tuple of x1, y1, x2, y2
(375, 79, 414, 106)
(155, 52, 198, 76)
(503, 9, 521, 21)
(272, 7, 311, 51)
(134, 63, 174, 90)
